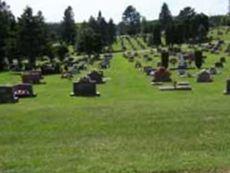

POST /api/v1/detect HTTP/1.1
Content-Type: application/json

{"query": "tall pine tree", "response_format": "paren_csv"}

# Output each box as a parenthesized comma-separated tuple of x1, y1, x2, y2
(61, 6, 76, 45)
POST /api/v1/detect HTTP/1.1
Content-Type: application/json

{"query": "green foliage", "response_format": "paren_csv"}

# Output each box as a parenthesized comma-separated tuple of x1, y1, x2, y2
(77, 26, 102, 55)
(122, 5, 141, 35)
(159, 3, 173, 30)
(61, 6, 76, 45)
(17, 7, 48, 69)
(0, 0, 15, 70)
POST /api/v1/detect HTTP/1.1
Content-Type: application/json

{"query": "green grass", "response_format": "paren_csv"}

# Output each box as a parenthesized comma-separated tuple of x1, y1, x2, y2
(1, 29, 230, 173)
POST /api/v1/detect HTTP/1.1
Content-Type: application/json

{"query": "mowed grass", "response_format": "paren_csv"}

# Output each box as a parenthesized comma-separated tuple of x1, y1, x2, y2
(1, 49, 230, 172)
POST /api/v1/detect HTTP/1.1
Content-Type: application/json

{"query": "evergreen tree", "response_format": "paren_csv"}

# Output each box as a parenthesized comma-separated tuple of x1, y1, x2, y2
(159, 3, 173, 30)
(18, 7, 48, 68)
(152, 22, 162, 46)
(61, 6, 76, 44)
(0, 0, 15, 70)
(107, 19, 116, 45)
(76, 25, 103, 56)
(122, 5, 141, 35)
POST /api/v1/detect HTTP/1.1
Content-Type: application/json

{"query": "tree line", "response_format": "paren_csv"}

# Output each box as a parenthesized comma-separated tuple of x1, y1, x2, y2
(0, 1, 225, 71)
(0, 1, 116, 70)
(119, 3, 210, 47)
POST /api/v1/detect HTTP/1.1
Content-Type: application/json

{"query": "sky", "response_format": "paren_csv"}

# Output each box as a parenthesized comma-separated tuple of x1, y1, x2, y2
(5, 0, 228, 23)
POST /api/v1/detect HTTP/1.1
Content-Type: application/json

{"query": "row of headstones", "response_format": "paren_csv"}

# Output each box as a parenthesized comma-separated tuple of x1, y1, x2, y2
(201, 40, 224, 54)
(126, 36, 138, 51)
(0, 69, 108, 104)
(0, 71, 42, 104)
(126, 50, 227, 85)
(133, 37, 147, 49)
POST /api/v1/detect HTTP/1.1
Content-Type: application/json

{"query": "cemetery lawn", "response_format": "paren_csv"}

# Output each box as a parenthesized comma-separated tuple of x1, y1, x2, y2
(1, 53, 230, 173)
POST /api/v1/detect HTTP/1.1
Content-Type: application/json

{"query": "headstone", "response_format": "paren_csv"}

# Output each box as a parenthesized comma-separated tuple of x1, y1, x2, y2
(71, 78, 100, 97)
(13, 83, 37, 98)
(88, 71, 104, 84)
(0, 86, 18, 103)
(209, 67, 218, 75)
(41, 64, 60, 75)
(22, 71, 44, 84)
(178, 53, 187, 69)
(197, 70, 213, 83)
(224, 79, 230, 94)
(215, 62, 224, 68)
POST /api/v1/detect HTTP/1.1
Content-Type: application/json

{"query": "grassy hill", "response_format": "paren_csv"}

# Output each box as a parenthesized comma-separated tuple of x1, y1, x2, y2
(1, 28, 230, 172)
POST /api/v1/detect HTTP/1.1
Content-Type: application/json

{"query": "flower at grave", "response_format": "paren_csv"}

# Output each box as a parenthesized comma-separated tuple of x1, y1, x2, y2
(153, 67, 172, 82)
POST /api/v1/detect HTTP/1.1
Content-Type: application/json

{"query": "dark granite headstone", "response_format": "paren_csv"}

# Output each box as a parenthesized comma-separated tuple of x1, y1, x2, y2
(0, 86, 18, 104)
(88, 71, 104, 84)
(225, 79, 230, 94)
(197, 70, 212, 83)
(71, 78, 100, 97)
(22, 71, 44, 84)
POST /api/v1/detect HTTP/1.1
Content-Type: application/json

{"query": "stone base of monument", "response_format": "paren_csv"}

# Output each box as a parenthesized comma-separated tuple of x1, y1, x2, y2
(159, 82, 192, 91)
(159, 85, 192, 91)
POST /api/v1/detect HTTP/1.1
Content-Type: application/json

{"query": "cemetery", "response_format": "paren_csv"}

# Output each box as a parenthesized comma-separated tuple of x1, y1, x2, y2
(2, 1, 230, 173)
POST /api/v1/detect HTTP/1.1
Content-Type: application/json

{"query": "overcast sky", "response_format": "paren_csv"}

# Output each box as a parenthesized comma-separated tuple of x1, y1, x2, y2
(5, 0, 228, 23)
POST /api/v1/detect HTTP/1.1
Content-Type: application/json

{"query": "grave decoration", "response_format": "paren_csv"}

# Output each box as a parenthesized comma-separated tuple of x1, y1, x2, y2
(153, 67, 172, 82)
(224, 79, 230, 95)
(0, 86, 18, 104)
(87, 71, 104, 84)
(143, 66, 155, 76)
(71, 77, 100, 97)
(22, 71, 45, 84)
(197, 69, 213, 83)
(13, 83, 37, 98)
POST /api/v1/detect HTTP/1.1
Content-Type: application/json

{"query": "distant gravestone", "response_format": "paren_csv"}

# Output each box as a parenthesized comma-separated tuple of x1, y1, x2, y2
(197, 70, 213, 83)
(224, 79, 230, 95)
(0, 86, 18, 104)
(13, 84, 37, 98)
(71, 78, 100, 97)
(178, 54, 187, 69)
(88, 71, 104, 84)
(22, 71, 44, 84)
(209, 67, 218, 75)
(215, 62, 224, 68)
